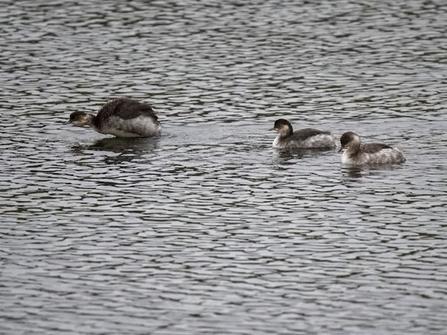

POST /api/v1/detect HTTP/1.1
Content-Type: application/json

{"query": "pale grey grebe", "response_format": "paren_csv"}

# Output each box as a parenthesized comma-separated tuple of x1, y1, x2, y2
(69, 98, 161, 137)
(270, 119, 336, 149)
(339, 131, 406, 165)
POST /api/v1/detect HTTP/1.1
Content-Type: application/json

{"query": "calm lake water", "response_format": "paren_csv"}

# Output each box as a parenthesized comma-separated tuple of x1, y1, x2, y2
(1, 0, 447, 334)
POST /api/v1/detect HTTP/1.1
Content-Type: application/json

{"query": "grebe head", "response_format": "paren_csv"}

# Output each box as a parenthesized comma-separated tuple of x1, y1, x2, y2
(270, 119, 293, 137)
(69, 111, 94, 127)
(339, 131, 361, 152)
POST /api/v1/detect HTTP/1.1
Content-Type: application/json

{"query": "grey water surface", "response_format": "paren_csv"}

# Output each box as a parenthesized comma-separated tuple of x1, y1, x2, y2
(1, 0, 447, 334)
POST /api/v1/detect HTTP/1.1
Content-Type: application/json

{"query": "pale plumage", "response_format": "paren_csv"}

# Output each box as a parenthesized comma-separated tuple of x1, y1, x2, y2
(69, 98, 161, 137)
(270, 119, 336, 149)
(339, 132, 405, 165)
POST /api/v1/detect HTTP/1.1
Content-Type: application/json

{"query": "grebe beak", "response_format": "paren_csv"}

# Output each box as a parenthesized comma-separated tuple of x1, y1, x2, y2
(338, 147, 344, 153)
(269, 127, 275, 131)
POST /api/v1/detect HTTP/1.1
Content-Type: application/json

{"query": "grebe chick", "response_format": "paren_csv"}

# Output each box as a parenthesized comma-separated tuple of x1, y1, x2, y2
(270, 119, 336, 149)
(69, 98, 161, 137)
(339, 131, 406, 165)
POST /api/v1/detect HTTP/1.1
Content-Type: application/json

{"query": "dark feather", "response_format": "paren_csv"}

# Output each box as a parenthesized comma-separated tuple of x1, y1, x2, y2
(93, 98, 158, 130)
(289, 128, 329, 141)
(98, 98, 157, 119)
(361, 143, 392, 154)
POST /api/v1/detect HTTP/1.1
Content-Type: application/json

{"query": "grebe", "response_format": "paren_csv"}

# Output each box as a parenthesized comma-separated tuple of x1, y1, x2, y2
(339, 131, 406, 165)
(69, 98, 161, 137)
(270, 119, 336, 149)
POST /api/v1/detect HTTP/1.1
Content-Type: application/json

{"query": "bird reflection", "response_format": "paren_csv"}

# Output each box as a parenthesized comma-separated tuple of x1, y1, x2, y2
(341, 164, 397, 178)
(341, 165, 364, 178)
(71, 137, 158, 164)
(275, 147, 334, 161)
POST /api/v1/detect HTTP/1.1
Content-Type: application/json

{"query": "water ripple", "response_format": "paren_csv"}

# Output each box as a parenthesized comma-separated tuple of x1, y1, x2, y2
(1, 0, 447, 334)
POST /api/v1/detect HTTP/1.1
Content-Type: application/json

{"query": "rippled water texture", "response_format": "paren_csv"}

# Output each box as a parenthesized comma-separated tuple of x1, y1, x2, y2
(1, 0, 447, 334)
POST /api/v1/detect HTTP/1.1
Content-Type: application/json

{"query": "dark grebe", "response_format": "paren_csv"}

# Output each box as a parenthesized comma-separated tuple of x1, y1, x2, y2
(69, 98, 161, 137)
(270, 119, 336, 149)
(339, 131, 406, 165)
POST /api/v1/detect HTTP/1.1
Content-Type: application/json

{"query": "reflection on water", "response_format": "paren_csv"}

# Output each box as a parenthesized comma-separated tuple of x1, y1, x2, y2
(340, 164, 401, 178)
(71, 137, 159, 164)
(274, 147, 336, 160)
(341, 165, 364, 178)
(1, 0, 447, 334)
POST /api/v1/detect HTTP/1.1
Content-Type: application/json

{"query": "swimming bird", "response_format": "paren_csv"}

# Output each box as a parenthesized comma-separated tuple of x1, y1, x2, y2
(69, 98, 161, 137)
(270, 119, 336, 149)
(339, 131, 406, 165)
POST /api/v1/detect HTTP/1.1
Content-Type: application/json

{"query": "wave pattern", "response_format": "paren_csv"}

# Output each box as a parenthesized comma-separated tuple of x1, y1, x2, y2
(1, 0, 447, 334)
